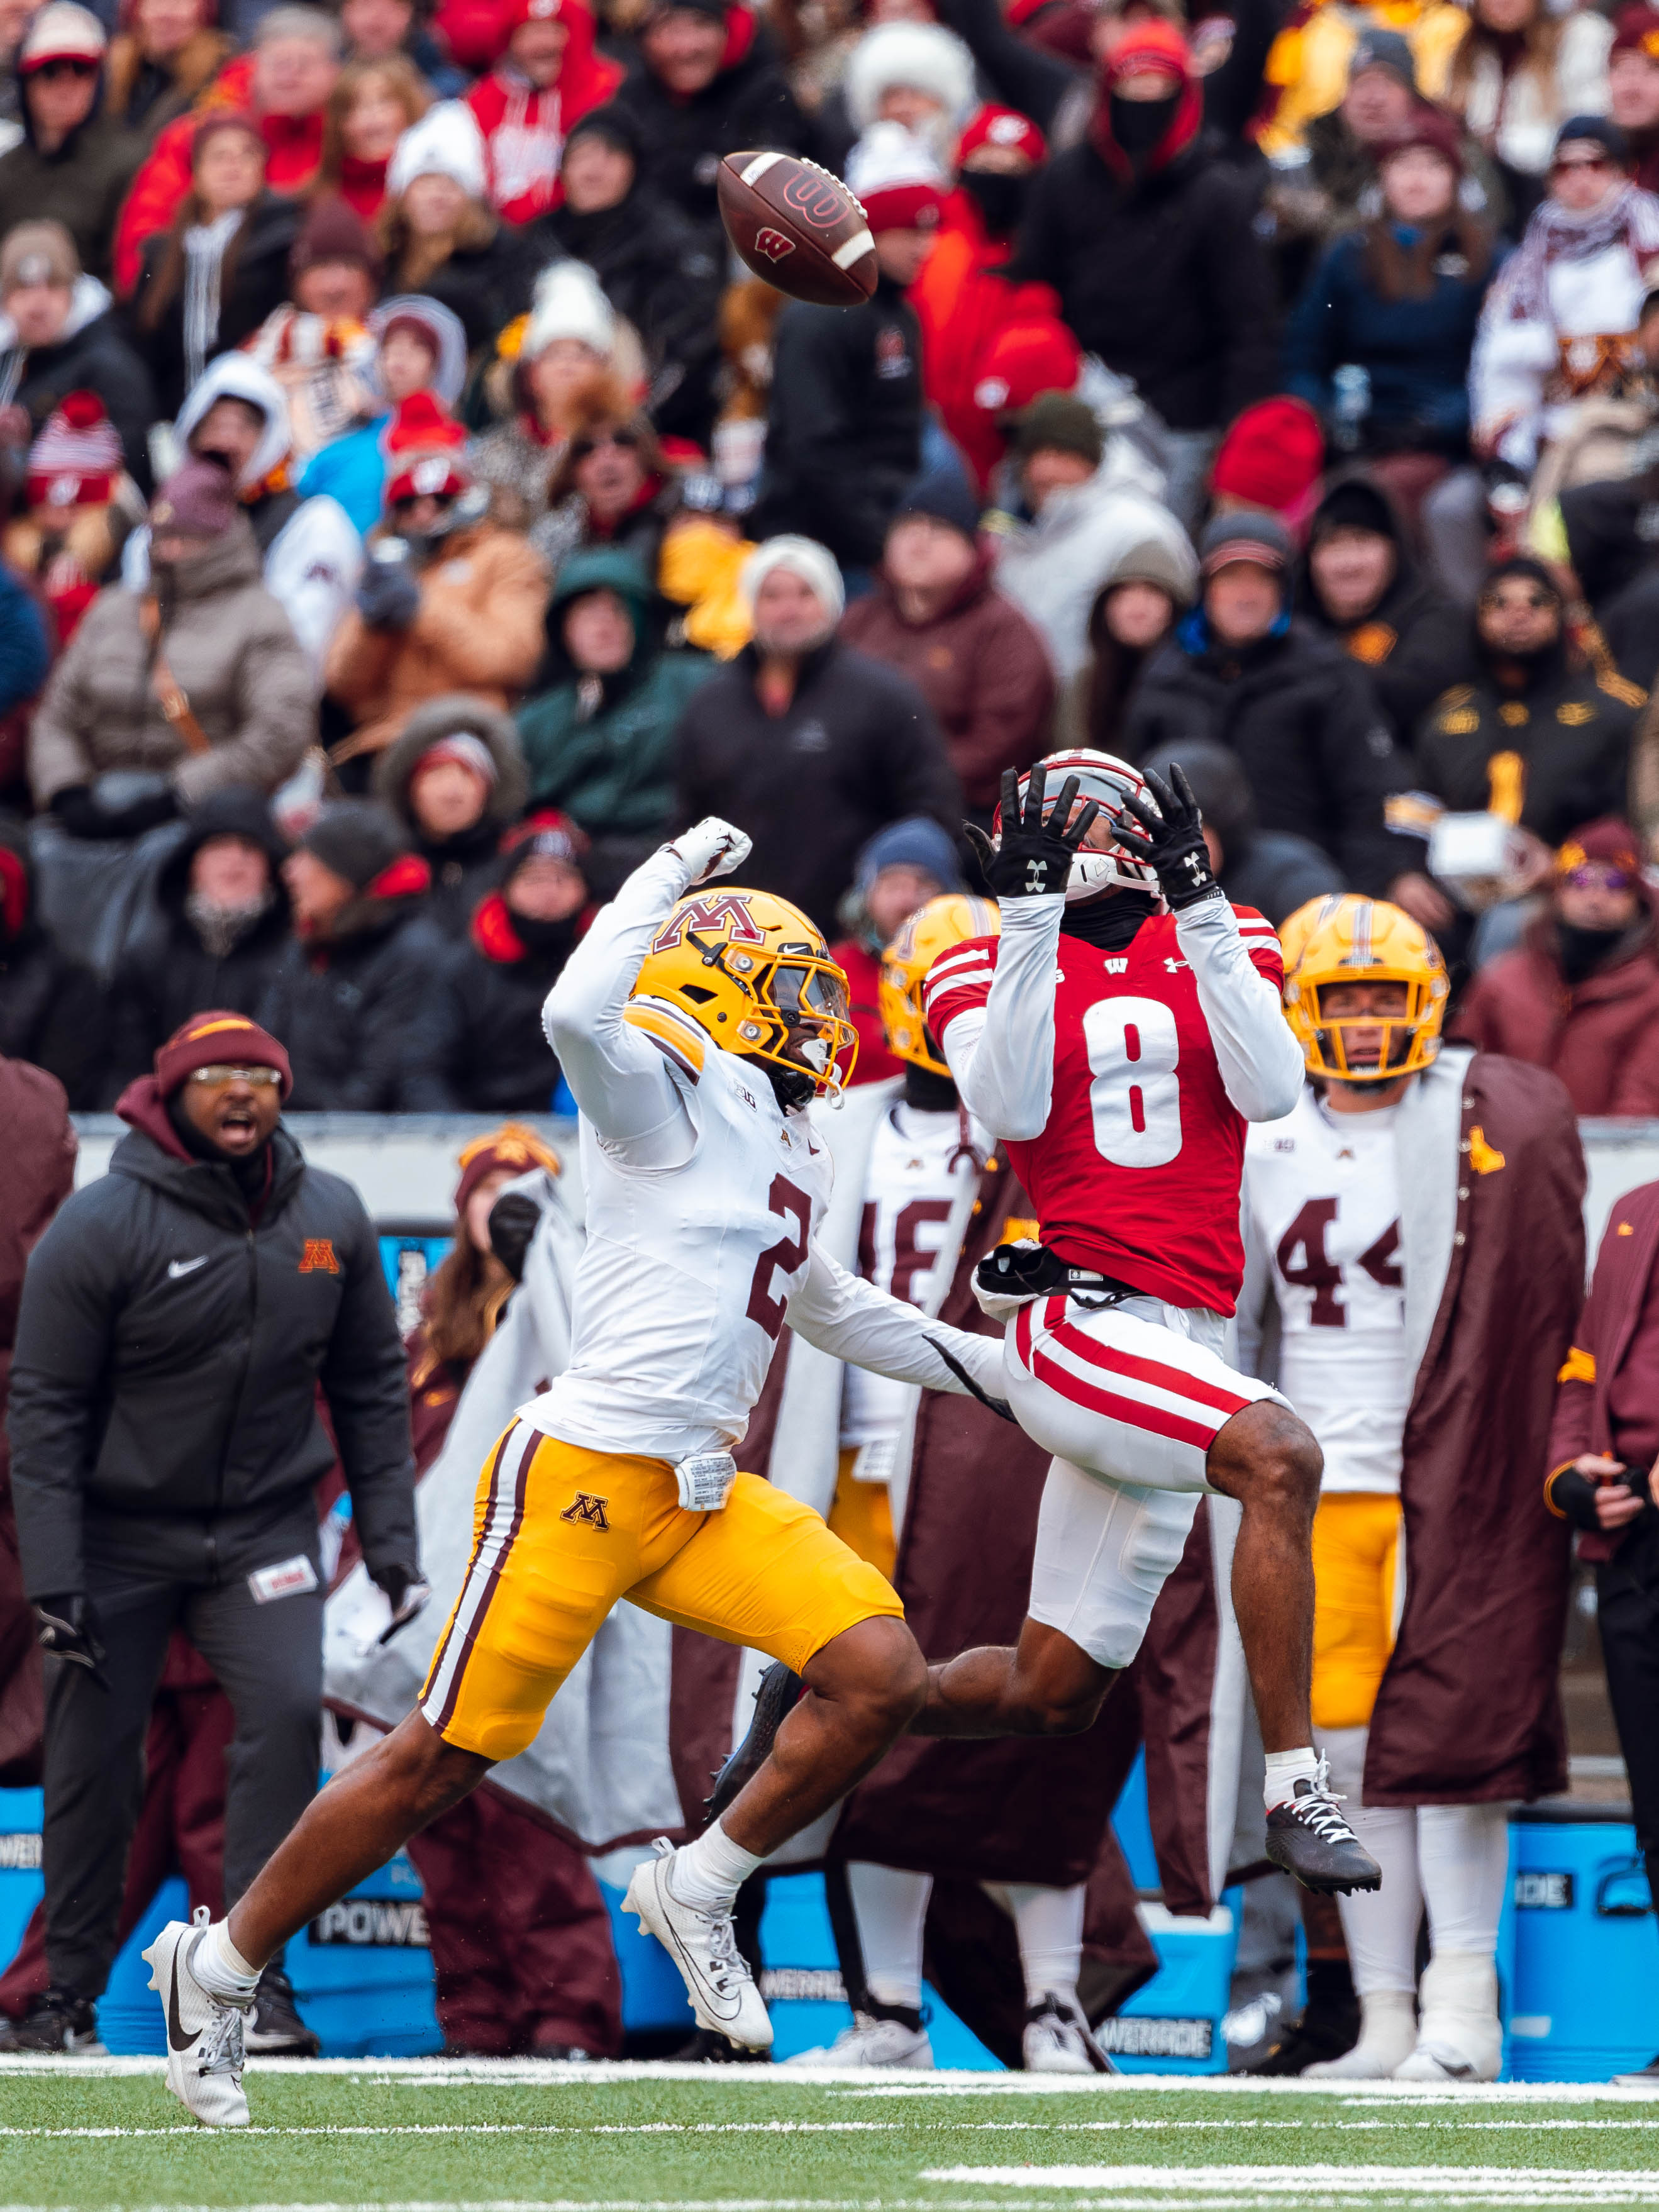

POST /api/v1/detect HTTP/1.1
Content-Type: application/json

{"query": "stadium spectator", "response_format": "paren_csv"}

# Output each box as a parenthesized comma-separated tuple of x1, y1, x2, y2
(443, 813, 594, 1110)
(0, 223, 158, 491)
(1255, 9, 1466, 167)
(992, 391, 1199, 685)
(1123, 509, 1434, 904)
(527, 398, 686, 578)
(30, 455, 314, 835)
(1140, 738, 1345, 926)
(114, 6, 343, 297)
(103, 788, 295, 1101)
(606, 0, 814, 246)
(465, 0, 621, 225)
(750, 122, 940, 573)
(830, 16, 977, 170)
(1472, 116, 1659, 473)
(839, 466, 1054, 825)
(0, 816, 103, 1106)
(516, 547, 716, 882)
(4, 1009, 417, 2058)
(1413, 556, 1643, 853)
(239, 198, 386, 466)
(371, 694, 531, 937)
(259, 801, 458, 1106)
(1610, 6, 1659, 192)
(299, 292, 468, 534)
(1285, 111, 1497, 469)
(524, 103, 724, 447)
(1555, 391, 1659, 690)
(0, 562, 51, 798)
(1445, 0, 1611, 220)
(1449, 818, 1659, 1113)
(128, 113, 302, 418)
(1548, 1174, 1659, 2080)
(1298, 477, 1453, 743)
(0, 4, 140, 285)
(828, 813, 963, 1086)
(1207, 394, 1328, 533)
(103, 0, 234, 145)
(1013, 23, 1279, 525)
(341, 0, 463, 94)
(469, 263, 632, 535)
(323, 434, 547, 764)
(313, 56, 430, 225)
(1052, 537, 1193, 753)
(377, 100, 533, 350)
(674, 533, 960, 934)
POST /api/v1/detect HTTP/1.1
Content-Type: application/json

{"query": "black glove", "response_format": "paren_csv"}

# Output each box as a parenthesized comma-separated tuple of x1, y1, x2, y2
(371, 1564, 431, 1643)
(487, 1189, 541, 1284)
(1550, 1463, 1651, 1534)
(357, 552, 421, 632)
(51, 780, 177, 841)
(965, 763, 1101, 901)
(34, 1594, 108, 1686)
(1111, 764, 1221, 911)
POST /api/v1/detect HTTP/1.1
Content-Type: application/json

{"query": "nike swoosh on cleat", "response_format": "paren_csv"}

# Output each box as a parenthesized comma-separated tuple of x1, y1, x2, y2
(167, 1949, 194, 2054)
(652, 1870, 741, 2023)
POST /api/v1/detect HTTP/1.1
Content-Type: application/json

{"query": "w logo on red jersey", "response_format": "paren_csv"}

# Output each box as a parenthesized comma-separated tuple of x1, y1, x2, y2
(653, 894, 765, 952)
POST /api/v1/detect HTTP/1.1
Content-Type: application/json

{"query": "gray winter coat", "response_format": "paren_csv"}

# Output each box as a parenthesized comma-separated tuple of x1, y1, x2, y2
(27, 516, 314, 809)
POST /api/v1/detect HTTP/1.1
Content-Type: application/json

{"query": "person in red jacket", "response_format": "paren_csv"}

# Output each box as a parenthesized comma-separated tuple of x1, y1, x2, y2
(831, 814, 966, 1086)
(1450, 818, 1659, 1117)
(113, 4, 341, 296)
(465, 0, 621, 226)
(910, 103, 1079, 494)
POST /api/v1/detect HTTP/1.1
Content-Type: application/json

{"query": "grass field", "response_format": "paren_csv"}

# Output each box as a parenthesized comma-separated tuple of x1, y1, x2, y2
(4, 2060, 1659, 2212)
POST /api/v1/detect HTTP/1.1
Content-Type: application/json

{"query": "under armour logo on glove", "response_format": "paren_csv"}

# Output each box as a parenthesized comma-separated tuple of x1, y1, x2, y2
(967, 763, 1102, 901)
(1111, 765, 1222, 911)
(1024, 859, 1048, 894)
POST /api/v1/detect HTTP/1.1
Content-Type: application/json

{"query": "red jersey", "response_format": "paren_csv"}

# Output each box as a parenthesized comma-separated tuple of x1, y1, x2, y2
(923, 906, 1284, 1314)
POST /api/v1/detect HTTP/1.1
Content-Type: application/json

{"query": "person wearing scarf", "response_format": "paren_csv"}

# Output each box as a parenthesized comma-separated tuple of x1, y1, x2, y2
(1473, 114, 1659, 469)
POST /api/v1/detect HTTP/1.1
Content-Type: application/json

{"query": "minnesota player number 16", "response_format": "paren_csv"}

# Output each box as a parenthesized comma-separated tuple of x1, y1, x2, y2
(1083, 996, 1183, 1168)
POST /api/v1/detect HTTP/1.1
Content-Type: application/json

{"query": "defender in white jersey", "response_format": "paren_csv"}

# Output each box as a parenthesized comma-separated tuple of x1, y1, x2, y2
(144, 821, 1009, 2126)
(1240, 894, 1512, 2082)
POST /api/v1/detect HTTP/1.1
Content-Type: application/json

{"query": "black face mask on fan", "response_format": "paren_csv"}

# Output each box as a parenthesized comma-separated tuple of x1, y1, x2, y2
(507, 908, 584, 963)
(1109, 90, 1178, 161)
(958, 167, 1032, 237)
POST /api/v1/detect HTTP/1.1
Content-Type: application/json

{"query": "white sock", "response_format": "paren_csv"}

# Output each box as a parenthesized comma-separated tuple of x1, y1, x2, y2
(848, 1861, 930, 2010)
(670, 1821, 765, 1913)
(1320, 1726, 1421, 1998)
(1002, 1881, 1085, 2004)
(193, 1920, 261, 2000)
(1263, 1745, 1321, 1811)
(1418, 1803, 1509, 1957)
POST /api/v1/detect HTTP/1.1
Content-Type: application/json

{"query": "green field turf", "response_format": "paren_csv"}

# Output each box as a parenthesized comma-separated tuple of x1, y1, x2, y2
(4, 2061, 1659, 2212)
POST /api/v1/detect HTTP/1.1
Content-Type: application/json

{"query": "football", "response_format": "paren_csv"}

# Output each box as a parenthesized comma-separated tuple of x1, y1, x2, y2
(717, 150, 877, 307)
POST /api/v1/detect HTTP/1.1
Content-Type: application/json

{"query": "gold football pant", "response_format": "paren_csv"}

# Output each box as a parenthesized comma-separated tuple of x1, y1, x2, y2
(1309, 1491, 1402, 1733)
(419, 1421, 906, 1761)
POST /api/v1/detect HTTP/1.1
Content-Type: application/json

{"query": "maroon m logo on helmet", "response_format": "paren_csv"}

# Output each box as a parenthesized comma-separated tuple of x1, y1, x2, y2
(652, 894, 766, 952)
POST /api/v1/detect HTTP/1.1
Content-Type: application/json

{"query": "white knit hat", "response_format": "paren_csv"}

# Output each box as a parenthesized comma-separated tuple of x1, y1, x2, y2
(521, 260, 616, 361)
(387, 100, 487, 202)
(845, 21, 977, 150)
(843, 121, 948, 230)
(740, 535, 845, 623)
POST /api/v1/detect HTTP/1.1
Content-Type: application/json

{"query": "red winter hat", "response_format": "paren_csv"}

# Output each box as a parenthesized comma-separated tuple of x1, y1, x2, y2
(1555, 817, 1643, 877)
(506, 0, 581, 28)
(454, 1120, 562, 1214)
(1211, 396, 1325, 517)
(1612, 5, 1659, 61)
(971, 316, 1081, 416)
(958, 103, 1046, 165)
(384, 390, 467, 454)
(1373, 108, 1465, 170)
(502, 806, 591, 870)
(1102, 19, 1190, 83)
(155, 1009, 293, 1099)
(27, 388, 122, 509)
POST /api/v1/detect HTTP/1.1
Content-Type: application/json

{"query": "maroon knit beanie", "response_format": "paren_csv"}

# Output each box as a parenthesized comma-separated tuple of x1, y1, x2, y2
(150, 456, 238, 540)
(155, 1010, 294, 1098)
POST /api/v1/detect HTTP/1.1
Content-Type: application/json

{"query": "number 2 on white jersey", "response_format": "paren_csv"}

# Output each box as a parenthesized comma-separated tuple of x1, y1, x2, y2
(1082, 996, 1182, 1168)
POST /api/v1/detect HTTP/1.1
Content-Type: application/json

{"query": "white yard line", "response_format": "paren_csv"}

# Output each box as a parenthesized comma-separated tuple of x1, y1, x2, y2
(921, 2167, 1659, 2200)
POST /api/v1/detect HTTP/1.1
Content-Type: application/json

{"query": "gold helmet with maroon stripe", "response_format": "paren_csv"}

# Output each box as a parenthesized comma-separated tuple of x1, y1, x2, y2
(991, 749, 1163, 901)
(628, 887, 858, 1098)
(1280, 892, 1449, 1081)
(879, 892, 999, 1077)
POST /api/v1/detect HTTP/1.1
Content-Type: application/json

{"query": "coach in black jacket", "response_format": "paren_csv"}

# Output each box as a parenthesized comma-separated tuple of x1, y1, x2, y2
(4, 1010, 418, 2054)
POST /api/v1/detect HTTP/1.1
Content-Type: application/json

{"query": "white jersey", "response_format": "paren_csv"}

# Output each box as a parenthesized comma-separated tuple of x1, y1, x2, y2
(841, 1102, 972, 1449)
(521, 845, 1006, 1464)
(1243, 1085, 1409, 1496)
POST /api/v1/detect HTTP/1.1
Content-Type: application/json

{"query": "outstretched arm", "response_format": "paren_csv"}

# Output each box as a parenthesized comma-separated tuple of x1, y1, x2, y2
(789, 1245, 1007, 1406)
(541, 819, 750, 1160)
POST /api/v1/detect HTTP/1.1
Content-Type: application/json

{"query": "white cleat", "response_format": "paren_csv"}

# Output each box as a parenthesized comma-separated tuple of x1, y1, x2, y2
(1023, 1990, 1115, 2074)
(784, 2013, 934, 2069)
(142, 1907, 253, 2128)
(622, 1838, 773, 2052)
(1390, 1954, 1501, 2084)
(1302, 1989, 1418, 2080)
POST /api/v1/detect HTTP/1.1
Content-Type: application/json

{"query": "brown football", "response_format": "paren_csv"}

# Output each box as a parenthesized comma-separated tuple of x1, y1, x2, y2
(717, 150, 877, 308)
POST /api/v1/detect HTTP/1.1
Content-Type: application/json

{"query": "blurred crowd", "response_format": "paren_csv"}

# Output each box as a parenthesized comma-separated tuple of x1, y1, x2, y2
(4, 0, 1659, 1108)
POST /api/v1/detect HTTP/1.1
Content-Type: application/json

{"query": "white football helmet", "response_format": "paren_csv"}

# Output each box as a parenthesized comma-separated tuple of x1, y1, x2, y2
(991, 750, 1162, 904)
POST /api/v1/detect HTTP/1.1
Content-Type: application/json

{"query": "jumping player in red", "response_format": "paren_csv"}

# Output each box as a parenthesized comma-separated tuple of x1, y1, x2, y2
(906, 753, 1381, 1894)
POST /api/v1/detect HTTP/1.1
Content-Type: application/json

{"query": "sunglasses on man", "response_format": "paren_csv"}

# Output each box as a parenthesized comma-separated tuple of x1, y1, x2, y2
(570, 427, 641, 462)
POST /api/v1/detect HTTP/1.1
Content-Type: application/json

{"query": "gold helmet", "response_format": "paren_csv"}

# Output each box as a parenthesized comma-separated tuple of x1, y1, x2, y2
(1281, 893, 1450, 1082)
(628, 886, 858, 1099)
(879, 892, 999, 1076)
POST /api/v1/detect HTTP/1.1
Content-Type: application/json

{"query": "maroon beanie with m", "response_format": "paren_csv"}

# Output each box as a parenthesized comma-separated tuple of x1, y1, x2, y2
(155, 1010, 294, 1099)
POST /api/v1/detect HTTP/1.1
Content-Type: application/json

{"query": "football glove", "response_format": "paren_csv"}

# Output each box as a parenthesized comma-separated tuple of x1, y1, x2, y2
(487, 1189, 541, 1283)
(967, 763, 1101, 900)
(372, 1565, 432, 1644)
(35, 1594, 108, 1687)
(1110, 764, 1221, 911)
(667, 816, 752, 886)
